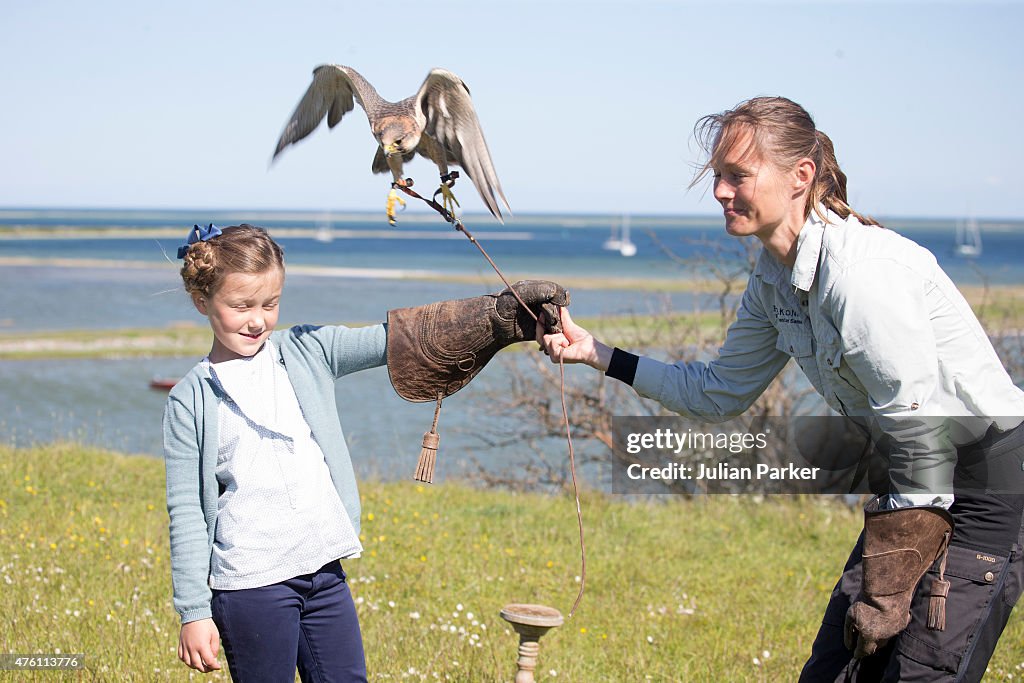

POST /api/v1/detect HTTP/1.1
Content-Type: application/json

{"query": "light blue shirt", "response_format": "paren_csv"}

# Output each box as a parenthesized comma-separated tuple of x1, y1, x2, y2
(633, 209, 1024, 507)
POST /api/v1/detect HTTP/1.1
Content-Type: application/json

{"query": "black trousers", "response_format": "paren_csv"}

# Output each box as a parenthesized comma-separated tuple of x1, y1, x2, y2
(800, 425, 1024, 682)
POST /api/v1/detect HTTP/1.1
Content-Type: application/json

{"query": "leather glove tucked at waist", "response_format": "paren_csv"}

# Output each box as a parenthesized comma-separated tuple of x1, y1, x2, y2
(844, 500, 953, 659)
(386, 280, 569, 402)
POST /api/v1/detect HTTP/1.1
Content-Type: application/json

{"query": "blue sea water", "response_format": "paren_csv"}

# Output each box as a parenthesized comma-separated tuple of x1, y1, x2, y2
(1, 208, 1022, 287)
(1, 208, 1021, 475)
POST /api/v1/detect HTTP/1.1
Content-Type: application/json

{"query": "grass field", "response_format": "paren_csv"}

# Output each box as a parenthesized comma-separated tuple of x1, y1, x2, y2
(1, 444, 1022, 681)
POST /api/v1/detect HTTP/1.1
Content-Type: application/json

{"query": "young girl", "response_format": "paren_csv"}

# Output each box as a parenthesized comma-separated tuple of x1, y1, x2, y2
(164, 223, 382, 681)
(164, 223, 565, 681)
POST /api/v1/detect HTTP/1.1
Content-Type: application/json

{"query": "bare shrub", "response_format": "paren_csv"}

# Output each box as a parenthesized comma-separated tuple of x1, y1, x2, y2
(969, 265, 1024, 385)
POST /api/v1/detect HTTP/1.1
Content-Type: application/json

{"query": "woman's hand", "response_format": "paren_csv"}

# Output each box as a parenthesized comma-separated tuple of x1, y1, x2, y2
(536, 307, 613, 371)
(178, 618, 222, 673)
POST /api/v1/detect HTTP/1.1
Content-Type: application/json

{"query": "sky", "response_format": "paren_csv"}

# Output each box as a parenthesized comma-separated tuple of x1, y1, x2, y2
(2, 0, 1022, 220)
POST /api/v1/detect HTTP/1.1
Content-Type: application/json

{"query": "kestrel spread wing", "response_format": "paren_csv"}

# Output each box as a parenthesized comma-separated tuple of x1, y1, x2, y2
(413, 69, 510, 221)
(272, 65, 511, 222)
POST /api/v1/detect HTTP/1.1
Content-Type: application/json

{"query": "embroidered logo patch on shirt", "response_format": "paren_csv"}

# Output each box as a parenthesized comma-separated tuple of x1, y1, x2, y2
(772, 304, 805, 326)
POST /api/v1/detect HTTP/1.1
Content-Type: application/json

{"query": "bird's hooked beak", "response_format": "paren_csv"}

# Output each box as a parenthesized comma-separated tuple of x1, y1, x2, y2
(383, 142, 400, 157)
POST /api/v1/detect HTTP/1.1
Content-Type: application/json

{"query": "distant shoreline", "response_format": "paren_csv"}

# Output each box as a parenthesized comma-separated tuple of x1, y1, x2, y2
(0, 226, 535, 240)
(0, 255, 708, 292)
(2, 207, 1023, 229)
(3, 253, 1022, 298)
(1, 267, 1021, 361)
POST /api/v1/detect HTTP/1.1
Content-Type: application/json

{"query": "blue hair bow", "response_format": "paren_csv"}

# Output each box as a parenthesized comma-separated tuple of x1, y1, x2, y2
(177, 223, 223, 259)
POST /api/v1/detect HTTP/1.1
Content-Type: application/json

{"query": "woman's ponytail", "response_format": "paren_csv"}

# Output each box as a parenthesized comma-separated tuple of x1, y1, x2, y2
(812, 130, 881, 227)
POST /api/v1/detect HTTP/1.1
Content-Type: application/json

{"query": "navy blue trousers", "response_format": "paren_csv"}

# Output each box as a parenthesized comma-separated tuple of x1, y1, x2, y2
(211, 561, 367, 683)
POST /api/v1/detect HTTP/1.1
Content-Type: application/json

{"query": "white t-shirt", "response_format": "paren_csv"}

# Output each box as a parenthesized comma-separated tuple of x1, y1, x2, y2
(204, 341, 362, 589)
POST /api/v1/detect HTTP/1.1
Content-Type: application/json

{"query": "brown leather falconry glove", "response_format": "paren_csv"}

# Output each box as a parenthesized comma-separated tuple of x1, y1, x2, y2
(844, 499, 954, 659)
(387, 280, 570, 482)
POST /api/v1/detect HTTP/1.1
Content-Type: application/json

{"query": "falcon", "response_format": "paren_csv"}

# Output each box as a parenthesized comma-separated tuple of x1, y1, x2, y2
(272, 65, 511, 225)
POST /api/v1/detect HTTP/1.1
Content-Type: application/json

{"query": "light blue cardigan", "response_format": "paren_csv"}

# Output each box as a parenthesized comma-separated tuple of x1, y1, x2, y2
(162, 323, 387, 623)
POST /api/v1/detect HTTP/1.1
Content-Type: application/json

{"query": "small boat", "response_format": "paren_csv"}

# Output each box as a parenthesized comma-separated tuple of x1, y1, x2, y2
(314, 224, 333, 243)
(314, 213, 334, 243)
(149, 378, 177, 391)
(602, 215, 637, 257)
(954, 217, 982, 257)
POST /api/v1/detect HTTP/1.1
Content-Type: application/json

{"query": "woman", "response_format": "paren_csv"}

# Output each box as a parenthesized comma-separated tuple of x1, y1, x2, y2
(539, 97, 1024, 681)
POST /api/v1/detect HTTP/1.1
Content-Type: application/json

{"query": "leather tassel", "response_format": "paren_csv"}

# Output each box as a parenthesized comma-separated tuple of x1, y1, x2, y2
(414, 431, 439, 483)
(927, 532, 952, 631)
(414, 393, 444, 484)
(927, 577, 950, 631)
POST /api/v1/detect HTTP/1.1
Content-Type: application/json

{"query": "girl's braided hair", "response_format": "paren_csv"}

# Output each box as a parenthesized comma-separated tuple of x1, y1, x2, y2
(179, 224, 285, 298)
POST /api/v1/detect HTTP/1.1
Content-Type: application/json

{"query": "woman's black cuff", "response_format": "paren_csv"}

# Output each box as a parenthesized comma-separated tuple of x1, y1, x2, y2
(605, 348, 639, 385)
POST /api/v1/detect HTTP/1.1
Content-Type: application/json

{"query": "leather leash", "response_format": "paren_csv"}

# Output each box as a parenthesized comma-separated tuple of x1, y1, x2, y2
(393, 181, 586, 618)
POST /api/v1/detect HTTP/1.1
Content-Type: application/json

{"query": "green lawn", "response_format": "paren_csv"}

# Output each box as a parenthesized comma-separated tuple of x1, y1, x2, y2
(1, 444, 1021, 681)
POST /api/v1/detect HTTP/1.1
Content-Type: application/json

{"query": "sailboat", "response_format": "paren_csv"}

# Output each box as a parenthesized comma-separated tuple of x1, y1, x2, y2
(954, 217, 982, 257)
(314, 213, 334, 243)
(602, 215, 637, 257)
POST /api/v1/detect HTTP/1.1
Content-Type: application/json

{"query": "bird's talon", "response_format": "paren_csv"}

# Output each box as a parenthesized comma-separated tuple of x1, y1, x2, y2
(435, 183, 460, 218)
(386, 188, 407, 226)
